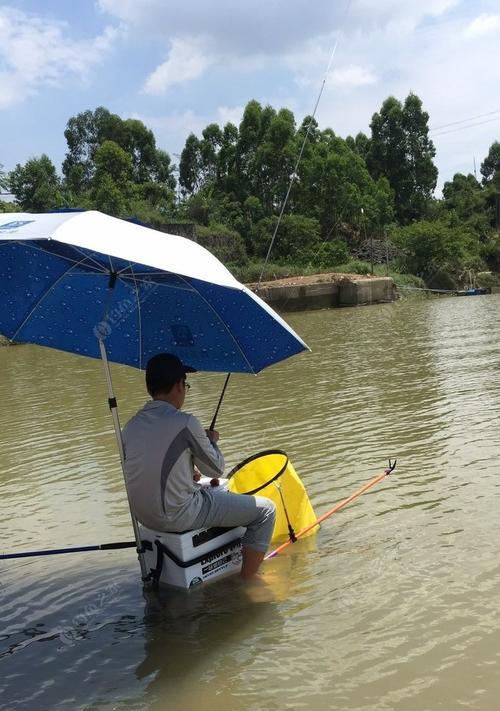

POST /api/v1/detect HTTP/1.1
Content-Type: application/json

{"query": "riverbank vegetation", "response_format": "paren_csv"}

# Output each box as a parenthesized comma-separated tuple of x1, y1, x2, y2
(2, 95, 499, 289)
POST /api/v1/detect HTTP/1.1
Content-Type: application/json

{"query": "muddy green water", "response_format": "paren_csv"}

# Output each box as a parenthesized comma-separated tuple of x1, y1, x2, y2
(1, 295, 499, 711)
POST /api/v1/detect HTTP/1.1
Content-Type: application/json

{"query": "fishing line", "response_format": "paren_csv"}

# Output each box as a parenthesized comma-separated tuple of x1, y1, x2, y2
(258, 0, 352, 284)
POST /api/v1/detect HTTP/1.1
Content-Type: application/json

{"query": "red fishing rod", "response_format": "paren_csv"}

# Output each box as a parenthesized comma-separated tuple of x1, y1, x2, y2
(265, 460, 397, 560)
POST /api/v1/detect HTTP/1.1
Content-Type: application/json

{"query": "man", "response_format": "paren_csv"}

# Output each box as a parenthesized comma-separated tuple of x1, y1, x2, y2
(122, 352, 276, 579)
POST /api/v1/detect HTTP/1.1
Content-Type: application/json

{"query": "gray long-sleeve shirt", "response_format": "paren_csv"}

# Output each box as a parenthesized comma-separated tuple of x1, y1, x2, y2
(122, 400, 224, 531)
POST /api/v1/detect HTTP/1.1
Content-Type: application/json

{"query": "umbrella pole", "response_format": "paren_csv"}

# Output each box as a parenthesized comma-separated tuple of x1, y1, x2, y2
(98, 338, 149, 582)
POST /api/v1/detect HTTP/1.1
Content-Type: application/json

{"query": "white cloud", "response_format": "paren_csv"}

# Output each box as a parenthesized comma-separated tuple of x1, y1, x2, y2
(350, 0, 459, 33)
(143, 37, 213, 95)
(128, 110, 207, 156)
(464, 13, 500, 38)
(216, 105, 244, 128)
(97, 0, 467, 96)
(0, 6, 120, 110)
(330, 64, 377, 88)
(128, 104, 245, 158)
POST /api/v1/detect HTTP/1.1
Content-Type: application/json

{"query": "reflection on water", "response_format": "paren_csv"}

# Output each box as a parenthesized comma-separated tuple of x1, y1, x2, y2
(1, 295, 500, 710)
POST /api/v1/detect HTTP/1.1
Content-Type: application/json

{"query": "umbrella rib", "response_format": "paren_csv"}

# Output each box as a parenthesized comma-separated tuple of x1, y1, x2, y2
(116, 266, 196, 290)
(174, 274, 257, 373)
(120, 273, 194, 292)
(119, 270, 256, 372)
(128, 264, 143, 371)
(10, 254, 101, 343)
(4, 240, 107, 273)
(67, 245, 109, 273)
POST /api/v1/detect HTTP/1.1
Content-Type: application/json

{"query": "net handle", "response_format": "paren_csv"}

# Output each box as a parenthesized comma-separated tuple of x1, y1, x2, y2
(227, 448, 289, 496)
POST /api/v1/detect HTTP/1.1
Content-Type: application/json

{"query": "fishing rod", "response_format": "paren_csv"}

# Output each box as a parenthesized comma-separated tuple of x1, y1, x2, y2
(209, 372, 231, 431)
(0, 540, 136, 561)
(258, 0, 352, 283)
(264, 460, 397, 560)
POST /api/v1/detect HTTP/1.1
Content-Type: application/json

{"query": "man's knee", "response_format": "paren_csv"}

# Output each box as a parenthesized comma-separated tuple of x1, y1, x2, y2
(255, 496, 276, 526)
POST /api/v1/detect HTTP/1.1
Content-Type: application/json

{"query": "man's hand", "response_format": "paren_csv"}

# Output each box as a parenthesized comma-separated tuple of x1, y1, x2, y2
(206, 429, 219, 443)
(193, 466, 202, 482)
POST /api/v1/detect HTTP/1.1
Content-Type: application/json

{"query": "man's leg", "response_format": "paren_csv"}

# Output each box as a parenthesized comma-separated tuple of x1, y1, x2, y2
(192, 490, 276, 579)
(240, 546, 266, 579)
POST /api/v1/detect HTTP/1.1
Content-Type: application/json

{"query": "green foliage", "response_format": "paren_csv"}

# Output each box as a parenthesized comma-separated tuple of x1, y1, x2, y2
(481, 235, 500, 271)
(368, 93, 437, 223)
(231, 261, 317, 283)
(196, 223, 248, 266)
(3, 97, 498, 292)
(294, 132, 394, 236)
(481, 141, 500, 184)
(391, 219, 483, 286)
(251, 214, 321, 261)
(302, 240, 350, 268)
(475, 270, 500, 288)
(333, 260, 373, 275)
(346, 132, 371, 160)
(0, 201, 20, 213)
(9, 154, 61, 211)
(0, 163, 8, 191)
(62, 107, 175, 220)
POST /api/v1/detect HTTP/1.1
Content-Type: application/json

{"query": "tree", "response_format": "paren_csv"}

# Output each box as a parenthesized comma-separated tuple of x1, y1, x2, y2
(392, 219, 482, 286)
(62, 107, 175, 200)
(346, 132, 371, 160)
(294, 131, 393, 238)
(199, 123, 223, 183)
(9, 155, 61, 211)
(217, 122, 239, 193)
(252, 107, 297, 213)
(368, 93, 437, 223)
(196, 223, 248, 266)
(480, 141, 500, 184)
(179, 134, 203, 196)
(481, 142, 500, 229)
(251, 214, 321, 261)
(90, 141, 132, 216)
(0, 162, 8, 191)
(442, 172, 490, 237)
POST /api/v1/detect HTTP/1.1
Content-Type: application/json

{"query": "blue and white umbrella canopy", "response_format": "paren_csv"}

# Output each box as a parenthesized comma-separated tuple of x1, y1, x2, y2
(0, 211, 309, 373)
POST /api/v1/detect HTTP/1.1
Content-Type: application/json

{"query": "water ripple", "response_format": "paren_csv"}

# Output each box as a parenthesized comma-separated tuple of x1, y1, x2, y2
(1, 295, 500, 710)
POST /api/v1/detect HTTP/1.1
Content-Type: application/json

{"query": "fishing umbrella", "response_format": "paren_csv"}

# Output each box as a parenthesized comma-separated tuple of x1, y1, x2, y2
(0, 210, 309, 577)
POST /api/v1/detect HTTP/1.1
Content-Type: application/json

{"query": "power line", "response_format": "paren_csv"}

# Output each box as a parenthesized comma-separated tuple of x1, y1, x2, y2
(431, 115, 500, 137)
(430, 109, 500, 132)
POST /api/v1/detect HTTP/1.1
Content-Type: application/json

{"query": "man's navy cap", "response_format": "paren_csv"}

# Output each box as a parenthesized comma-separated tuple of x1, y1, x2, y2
(146, 353, 196, 389)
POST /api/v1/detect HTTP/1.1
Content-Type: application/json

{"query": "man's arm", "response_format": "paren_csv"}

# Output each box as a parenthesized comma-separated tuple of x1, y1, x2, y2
(187, 414, 225, 478)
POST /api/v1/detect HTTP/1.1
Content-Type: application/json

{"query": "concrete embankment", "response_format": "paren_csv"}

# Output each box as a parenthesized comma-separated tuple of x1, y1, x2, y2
(249, 274, 396, 311)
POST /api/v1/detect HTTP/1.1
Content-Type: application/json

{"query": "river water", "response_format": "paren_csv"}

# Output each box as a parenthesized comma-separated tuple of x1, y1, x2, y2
(1, 294, 499, 711)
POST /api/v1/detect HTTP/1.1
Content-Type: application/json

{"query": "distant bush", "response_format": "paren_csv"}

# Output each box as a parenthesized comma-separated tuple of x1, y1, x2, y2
(427, 269, 458, 290)
(301, 239, 350, 268)
(481, 236, 500, 272)
(251, 214, 321, 261)
(475, 271, 500, 288)
(197, 223, 248, 266)
(230, 261, 319, 283)
(0, 201, 20, 213)
(333, 260, 373, 275)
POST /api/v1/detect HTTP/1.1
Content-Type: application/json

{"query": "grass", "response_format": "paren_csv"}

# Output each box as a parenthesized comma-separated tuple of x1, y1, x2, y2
(230, 259, 425, 289)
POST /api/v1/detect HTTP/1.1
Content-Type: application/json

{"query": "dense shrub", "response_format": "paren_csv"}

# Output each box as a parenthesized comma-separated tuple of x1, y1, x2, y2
(196, 223, 248, 265)
(303, 239, 350, 268)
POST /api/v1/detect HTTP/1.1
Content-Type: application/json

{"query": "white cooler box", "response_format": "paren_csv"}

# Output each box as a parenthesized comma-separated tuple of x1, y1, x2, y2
(139, 522, 246, 589)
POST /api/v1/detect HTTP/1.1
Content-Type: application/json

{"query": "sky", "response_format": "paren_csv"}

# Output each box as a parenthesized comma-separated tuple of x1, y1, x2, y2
(1, 0, 500, 193)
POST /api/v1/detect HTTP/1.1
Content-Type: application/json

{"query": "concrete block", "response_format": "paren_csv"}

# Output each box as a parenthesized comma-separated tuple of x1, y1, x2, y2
(339, 278, 394, 306)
